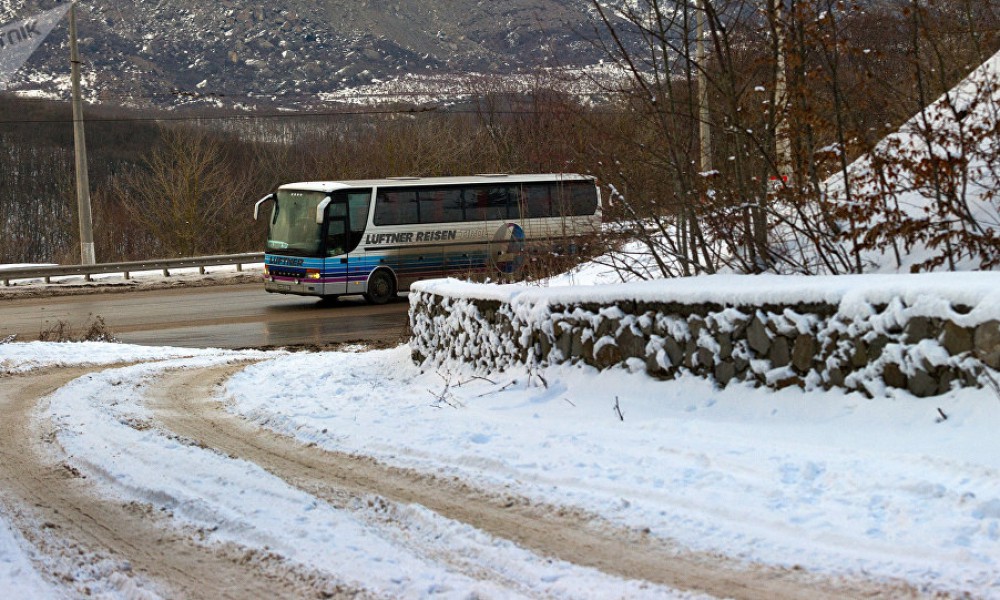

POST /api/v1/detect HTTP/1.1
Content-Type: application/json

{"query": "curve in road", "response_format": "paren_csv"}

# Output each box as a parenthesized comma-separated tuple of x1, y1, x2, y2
(0, 366, 363, 599)
(0, 359, 923, 599)
(147, 364, 907, 600)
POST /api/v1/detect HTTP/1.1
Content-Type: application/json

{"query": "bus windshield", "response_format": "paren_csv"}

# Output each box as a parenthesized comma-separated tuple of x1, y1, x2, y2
(267, 190, 326, 256)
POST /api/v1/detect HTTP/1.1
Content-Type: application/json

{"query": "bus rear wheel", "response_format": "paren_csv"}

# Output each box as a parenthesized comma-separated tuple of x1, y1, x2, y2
(364, 271, 395, 305)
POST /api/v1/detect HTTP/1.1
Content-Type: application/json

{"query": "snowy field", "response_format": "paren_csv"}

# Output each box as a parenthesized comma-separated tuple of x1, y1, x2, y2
(225, 346, 1000, 593)
(0, 333, 998, 597)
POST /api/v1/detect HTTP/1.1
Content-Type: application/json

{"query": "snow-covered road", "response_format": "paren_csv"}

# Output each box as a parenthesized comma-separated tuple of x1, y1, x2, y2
(0, 341, 997, 598)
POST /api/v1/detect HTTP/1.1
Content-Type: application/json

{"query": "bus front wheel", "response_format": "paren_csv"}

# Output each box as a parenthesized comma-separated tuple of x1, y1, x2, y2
(365, 271, 395, 305)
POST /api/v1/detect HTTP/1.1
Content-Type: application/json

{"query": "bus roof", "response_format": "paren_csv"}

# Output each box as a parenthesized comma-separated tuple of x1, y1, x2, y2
(277, 173, 596, 194)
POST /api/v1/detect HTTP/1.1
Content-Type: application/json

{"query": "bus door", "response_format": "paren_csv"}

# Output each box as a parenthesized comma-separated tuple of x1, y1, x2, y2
(323, 197, 350, 297)
(323, 190, 373, 297)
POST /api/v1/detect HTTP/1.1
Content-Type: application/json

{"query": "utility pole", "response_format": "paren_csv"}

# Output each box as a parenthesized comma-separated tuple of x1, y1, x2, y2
(70, 2, 96, 265)
(696, 1, 712, 174)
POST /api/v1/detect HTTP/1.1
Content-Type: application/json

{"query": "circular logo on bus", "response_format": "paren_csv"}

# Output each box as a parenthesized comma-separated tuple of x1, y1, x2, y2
(490, 223, 526, 274)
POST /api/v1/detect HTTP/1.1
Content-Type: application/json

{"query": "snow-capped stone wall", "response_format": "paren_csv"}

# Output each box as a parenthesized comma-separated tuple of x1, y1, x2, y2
(409, 274, 1000, 397)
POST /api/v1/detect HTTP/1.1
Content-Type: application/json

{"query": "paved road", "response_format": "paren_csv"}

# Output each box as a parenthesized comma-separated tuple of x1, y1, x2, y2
(0, 284, 410, 348)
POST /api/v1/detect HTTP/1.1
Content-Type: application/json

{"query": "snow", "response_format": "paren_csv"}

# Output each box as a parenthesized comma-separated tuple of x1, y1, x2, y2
(0, 346, 696, 599)
(0, 264, 57, 270)
(0, 518, 53, 599)
(0, 341, 226, 374)
(0, 262, 264, 287)
(317, 65, 622, 108)
(423, 271, 1000, 325)
(224, 347, 1000, 597)
(1, 326, 998, 597)
(824, 45, 1000, 273)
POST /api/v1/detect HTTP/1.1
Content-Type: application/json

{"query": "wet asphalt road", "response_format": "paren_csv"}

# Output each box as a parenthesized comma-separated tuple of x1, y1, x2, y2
(0, 283, 410, 349)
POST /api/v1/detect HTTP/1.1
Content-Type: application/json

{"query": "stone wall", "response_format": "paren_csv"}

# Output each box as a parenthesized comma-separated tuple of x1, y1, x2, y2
(409, 280, 1000, 398)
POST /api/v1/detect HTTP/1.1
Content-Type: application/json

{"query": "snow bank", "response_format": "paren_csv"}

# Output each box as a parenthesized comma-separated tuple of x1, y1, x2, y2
(417, 273, 1000, 320)
(0, 341, 230, 374)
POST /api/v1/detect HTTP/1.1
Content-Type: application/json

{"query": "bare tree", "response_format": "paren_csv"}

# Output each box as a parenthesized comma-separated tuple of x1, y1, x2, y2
(111, 126, 257, 257)
(841, 0, 1000, 272)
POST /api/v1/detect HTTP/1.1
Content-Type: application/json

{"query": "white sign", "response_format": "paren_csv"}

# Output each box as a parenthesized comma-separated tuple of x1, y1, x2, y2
(0, 4, 72, 87)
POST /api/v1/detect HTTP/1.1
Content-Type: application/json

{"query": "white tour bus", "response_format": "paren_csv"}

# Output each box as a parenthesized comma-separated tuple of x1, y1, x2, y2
(254, 173, 602, 303)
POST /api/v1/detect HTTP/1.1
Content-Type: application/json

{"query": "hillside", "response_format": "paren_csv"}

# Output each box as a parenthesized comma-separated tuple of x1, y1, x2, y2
(824, 45, 1000, 273)
(0, 0, 609, 108)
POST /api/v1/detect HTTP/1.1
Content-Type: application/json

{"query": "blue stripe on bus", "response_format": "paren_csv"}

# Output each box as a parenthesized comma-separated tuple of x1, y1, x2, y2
(265, 250, 492, 281)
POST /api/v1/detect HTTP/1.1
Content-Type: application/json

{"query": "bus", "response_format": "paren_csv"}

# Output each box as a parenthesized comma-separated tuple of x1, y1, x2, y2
(254, 173, 602, 303)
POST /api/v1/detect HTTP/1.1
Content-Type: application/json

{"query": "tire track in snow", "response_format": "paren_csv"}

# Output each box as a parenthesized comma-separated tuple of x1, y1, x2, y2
(0, 366, 365, 600)
(149, 363, 915, 600)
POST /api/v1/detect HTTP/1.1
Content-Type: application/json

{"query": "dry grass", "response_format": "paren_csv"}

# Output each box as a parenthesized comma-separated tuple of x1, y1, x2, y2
(38, 315, 119, 343)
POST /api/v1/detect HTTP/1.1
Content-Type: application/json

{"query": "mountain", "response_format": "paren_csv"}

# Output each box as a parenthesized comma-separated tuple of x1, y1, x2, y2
(1, 0, 610, 109)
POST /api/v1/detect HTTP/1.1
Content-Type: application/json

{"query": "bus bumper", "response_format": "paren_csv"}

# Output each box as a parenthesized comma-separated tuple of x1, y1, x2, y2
(264, 279, 324, 297)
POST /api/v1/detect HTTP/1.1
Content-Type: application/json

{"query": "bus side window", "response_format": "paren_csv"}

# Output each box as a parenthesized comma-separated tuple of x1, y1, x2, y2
(506, 185, 521, 220)
(482, 186, 512, 221)
(489, 187, 507, 221)
(418, 190, 445, 224)
(552, 183, 571, 217)
(440, 188, 465, 222)
(373, 191, 391, 225)
(347, 191, 371, 252)
(523, 184, 552, 218)
(458, 189, 478, 222)
(471, 187, 490, 221)
(374, 190, 417, 225)
(567, 182, 598, 215)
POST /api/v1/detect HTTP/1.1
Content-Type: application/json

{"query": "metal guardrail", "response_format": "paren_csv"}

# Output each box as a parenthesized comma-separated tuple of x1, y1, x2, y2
(1, 252, 264, 286)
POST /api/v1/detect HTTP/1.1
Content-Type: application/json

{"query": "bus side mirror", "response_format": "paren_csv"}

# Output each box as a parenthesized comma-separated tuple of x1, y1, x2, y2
(253, 193, 275, 221)
(316, 196, 332, 224)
